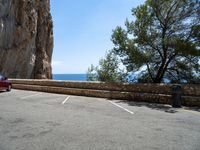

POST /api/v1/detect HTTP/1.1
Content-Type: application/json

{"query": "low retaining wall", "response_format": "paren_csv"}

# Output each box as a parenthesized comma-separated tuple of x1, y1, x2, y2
(10, 79, 200, 107)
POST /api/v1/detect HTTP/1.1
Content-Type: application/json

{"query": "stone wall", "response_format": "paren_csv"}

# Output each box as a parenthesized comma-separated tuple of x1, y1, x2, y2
(10, 79, 200, 107)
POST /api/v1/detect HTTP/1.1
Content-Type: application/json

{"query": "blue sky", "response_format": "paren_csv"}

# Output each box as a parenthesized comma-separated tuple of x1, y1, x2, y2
(50, 0, 145, 74)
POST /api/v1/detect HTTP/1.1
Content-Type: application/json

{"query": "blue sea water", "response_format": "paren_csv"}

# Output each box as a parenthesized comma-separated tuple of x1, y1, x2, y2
(53, 74, 87, 81)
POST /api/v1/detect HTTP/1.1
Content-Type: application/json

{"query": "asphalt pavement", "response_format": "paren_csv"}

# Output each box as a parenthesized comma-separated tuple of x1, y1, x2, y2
(0, 89, 200, 150)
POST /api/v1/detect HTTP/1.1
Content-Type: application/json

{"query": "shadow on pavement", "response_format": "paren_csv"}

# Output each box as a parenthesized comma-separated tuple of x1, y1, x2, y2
(183, 107, 200, 112)
(115, 100, 200, 113)
(0, 91, 10, 94)
(115, 100, 178, 113)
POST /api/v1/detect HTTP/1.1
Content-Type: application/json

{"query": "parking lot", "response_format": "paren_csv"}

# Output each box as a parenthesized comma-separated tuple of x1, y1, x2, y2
(0, 89, 200, 150)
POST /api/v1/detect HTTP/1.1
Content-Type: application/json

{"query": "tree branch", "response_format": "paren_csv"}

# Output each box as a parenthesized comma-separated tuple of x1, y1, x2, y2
(146, 63, 154, 82)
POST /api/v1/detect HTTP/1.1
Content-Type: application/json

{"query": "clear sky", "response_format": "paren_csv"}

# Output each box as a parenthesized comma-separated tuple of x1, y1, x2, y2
(50, 0, 145, 74)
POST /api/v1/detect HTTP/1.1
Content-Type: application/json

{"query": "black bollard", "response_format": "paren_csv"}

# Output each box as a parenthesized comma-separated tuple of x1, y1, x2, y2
(171, 85, 182, 108)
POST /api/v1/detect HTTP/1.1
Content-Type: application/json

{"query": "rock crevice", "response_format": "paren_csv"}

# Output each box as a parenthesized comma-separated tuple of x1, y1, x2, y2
(0, 0, 53, 79)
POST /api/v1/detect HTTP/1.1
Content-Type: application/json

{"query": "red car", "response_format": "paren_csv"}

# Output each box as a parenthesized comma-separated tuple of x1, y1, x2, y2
(0, 74, 12, 91)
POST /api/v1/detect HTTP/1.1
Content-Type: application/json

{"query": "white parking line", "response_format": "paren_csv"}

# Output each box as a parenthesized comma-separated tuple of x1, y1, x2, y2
(62, 96, 71, 104)
(108, 100, 134, 115)
(21, 93, 41, 99)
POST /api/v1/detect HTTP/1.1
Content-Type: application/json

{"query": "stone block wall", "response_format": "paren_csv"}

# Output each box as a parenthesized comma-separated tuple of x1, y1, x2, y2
(10, 79, 200, 107)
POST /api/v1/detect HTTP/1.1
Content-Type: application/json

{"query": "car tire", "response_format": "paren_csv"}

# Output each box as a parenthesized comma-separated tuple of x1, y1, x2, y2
(6, 85, 11, 92)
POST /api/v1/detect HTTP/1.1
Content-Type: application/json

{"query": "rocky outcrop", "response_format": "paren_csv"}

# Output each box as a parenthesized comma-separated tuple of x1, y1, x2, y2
(0, 0, 53, 79)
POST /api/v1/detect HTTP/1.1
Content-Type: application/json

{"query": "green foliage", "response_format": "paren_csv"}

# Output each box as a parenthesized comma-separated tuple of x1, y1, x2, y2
(86, 64, 98, 81)
(87, 51, 127, 83)
(111, 0, 200, 83)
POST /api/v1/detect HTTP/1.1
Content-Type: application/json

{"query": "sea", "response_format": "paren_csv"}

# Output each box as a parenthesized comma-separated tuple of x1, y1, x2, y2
(53, 74, 87, 81)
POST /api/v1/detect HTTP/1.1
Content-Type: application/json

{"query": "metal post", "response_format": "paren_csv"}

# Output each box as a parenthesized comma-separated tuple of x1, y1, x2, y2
(171, 85, 182, 108)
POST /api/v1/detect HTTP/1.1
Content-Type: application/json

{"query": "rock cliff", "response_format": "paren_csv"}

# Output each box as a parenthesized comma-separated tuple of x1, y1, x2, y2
(0, 0, 53, 79)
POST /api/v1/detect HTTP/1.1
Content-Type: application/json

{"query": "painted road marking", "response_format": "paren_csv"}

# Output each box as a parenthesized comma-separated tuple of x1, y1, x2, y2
(108, 100, 134, 115)
(21, 93, 41, 99)
(62, 96, 71, 104)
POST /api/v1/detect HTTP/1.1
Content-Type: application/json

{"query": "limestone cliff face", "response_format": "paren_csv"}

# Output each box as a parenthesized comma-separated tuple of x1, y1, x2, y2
(0, 0, 53, 79)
